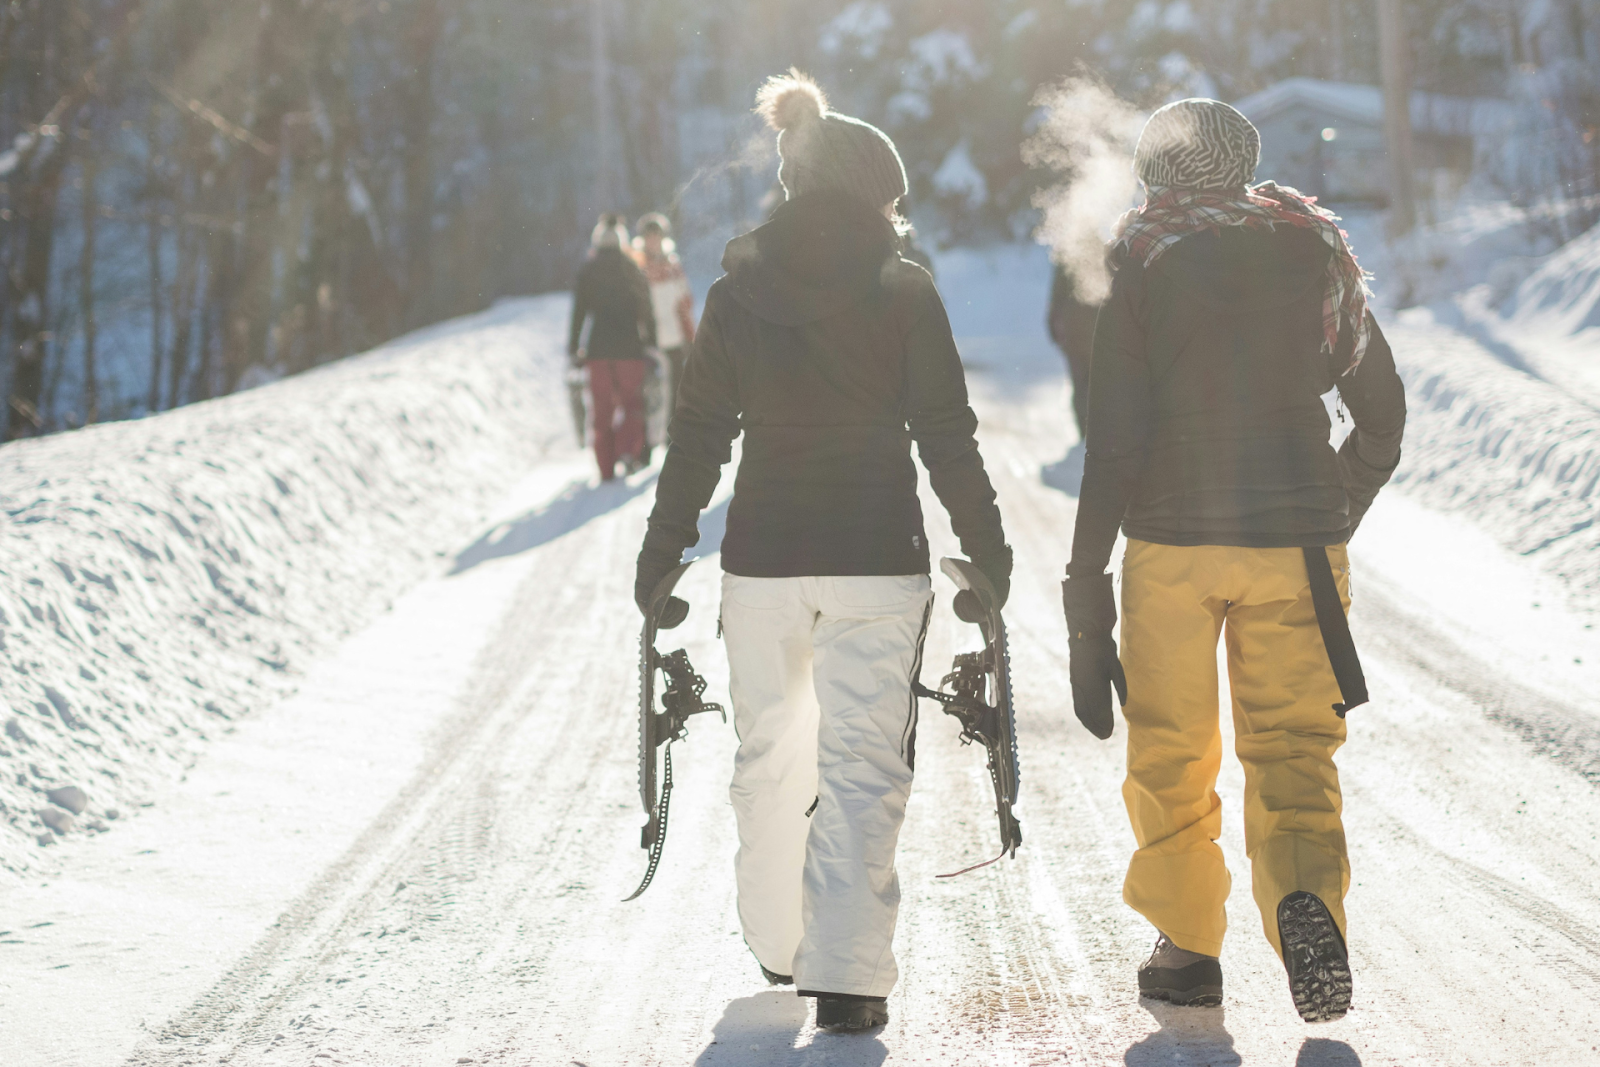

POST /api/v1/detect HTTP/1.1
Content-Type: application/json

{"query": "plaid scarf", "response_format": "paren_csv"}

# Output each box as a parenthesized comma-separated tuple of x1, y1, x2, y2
(1111, 181, 1372, 372)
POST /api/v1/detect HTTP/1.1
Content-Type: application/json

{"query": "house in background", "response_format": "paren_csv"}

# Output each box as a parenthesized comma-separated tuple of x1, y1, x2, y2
(1233, 77, 1512, 206)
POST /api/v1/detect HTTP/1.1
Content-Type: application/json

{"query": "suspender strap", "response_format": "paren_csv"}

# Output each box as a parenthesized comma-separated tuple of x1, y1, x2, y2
(1302, 546, 1369, 718)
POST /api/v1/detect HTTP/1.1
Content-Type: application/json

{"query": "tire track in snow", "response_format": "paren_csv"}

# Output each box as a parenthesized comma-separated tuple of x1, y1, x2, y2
(1356, 581, 1600, 786)
(120, 480, 658, 1065)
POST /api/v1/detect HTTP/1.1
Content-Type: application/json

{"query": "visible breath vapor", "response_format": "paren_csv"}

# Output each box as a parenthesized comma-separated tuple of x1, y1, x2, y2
(668, 131, 776, 232)
(1023, 78, 1147, 304)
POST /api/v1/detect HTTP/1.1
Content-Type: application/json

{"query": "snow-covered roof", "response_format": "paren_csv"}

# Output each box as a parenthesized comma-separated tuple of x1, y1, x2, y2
(1233, 77, 1512, 139)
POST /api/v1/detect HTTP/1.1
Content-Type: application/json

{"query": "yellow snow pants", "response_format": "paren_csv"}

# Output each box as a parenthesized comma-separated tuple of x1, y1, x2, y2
(1119, 539, 1351, 959)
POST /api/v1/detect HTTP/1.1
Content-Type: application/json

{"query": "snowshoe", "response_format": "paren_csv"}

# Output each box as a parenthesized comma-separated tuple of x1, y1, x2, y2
(813, 994, 888, 1031)
(1278, 891, 1352, 1022)
(624, 560, 724, 901)
(1137, 935, 1223, 1007)
(913, 557, 1023, 874)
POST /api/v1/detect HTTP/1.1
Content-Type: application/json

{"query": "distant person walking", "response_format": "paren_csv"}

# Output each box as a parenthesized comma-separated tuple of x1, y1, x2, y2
(635, 71, 1009, 1033)
(1061, 99, 1405, 1022)
(633, 212, 696, 431)
(1047, 260, 1101, 440)
(568, 213, 656, 480)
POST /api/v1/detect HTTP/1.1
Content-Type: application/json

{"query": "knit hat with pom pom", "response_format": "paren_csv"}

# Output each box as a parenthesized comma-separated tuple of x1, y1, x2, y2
(755, 69, 907, 210)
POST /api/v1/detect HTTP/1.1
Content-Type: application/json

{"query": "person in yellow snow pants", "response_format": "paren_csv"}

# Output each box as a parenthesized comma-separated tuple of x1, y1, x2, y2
(1060, 98, 1407, 1023)
(1119, 540, 1350, 961)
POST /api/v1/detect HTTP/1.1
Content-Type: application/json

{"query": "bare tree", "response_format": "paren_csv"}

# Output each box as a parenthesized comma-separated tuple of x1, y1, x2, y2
(399, 0, 444, 329)
(4, 6, 74, 439)
(1377, 0, 1418, 237)
(144, 102, 165, 413)
(79, 123, 99, 424)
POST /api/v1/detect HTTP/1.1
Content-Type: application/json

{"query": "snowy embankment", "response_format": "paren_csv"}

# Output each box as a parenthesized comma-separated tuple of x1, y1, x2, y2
(0, 296, 571, 878)
(1384, 310, 1600, 609)
(1377, 220, 1600, 611)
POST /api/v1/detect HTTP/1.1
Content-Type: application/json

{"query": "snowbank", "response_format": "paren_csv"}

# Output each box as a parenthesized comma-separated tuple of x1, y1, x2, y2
(1384, 308, 1600, 610)
(0, 296, 572, 877)
(1503, 221, 1600, 339)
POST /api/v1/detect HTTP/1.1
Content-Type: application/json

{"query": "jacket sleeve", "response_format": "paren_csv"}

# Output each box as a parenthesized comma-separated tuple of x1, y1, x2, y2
(904, 274, 1007, 562)
(1334, 313, 1406, 537)
(567, 264, 588, 357)
(640, 286, 741, 561)
(1066, 261, 1152, 577)
(675, 276, 697, 345)
(634, 264, 658, 349)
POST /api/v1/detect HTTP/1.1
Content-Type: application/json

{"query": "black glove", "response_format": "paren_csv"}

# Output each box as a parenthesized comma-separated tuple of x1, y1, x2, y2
(635, 546, 688, 629)
(1061, 571, 1127, 739)
(955, 545, 1013, 623)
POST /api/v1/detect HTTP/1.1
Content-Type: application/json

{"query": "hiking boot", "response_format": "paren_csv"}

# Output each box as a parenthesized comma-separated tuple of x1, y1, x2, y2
(1137, 934, 1223, 1006)
(813, 993, 888, 1031)
(1277, 891, 1352, 1023)
(759, 963, 793, 986)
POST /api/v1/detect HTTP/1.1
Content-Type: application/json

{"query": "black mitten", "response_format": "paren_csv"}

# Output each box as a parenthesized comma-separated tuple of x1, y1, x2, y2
(635, 547, 688, 629)
(955, 545, 1013, 623)
(1061, 571, 1128, 739)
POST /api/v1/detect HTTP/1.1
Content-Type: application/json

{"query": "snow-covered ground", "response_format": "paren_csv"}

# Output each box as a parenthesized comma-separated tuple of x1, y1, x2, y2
(4, 230, 1600, 1065)
(0, 297, 573, 877)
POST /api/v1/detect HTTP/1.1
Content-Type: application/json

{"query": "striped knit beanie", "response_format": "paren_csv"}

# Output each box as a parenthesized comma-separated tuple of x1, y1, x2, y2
(1134, 98, 1261, 191)
(755, 69, 908, 210)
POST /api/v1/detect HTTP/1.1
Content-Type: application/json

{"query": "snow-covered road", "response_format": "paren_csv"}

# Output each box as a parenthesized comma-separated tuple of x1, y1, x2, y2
(6, 296, 1600, 1067)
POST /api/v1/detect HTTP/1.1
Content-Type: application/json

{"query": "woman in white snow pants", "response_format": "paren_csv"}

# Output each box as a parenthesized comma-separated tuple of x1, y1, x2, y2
(722, 574, 932, 997)
(633, 71, 1009, 1031)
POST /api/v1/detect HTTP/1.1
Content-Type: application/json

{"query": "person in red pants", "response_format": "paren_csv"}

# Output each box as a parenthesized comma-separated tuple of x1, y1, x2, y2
(588, 358, 648, 477)
(569, 213, 656, 480)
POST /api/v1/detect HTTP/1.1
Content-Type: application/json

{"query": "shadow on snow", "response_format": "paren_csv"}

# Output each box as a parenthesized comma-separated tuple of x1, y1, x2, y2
(693, 991, 888, 1066)
(1123, 1002, 1360, 1066)
(449, 473, 657, 574)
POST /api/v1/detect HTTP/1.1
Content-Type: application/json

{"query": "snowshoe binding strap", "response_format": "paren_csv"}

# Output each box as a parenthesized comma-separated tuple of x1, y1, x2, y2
(914, 653, 1024, 877)
(913, 560, 1024, 878)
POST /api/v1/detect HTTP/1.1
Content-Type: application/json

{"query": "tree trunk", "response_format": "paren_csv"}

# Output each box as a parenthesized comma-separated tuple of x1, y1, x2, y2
(144, 107, 165, 414)
(589, 0, 618, 215)
(1377, 0, 1418, 237)
(167, 223, 198, 408)
(6, 138, 71, 439)
(80, 141, 99, 424)
(228, 0, 296, 394)
(400, 0, 443, 329)
(1329, 0, 1346, 81)
(4, 5, 71, 440)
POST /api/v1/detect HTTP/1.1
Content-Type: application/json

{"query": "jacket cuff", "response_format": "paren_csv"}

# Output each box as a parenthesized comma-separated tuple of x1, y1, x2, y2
(1061, 571, 1117, 634)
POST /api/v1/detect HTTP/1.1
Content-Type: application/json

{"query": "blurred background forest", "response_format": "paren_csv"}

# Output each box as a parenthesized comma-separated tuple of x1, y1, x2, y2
(1, 0, 1596, 437)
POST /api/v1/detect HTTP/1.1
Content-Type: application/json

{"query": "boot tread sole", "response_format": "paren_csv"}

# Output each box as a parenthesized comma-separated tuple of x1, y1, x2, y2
(1279, 892, 1353, 1023)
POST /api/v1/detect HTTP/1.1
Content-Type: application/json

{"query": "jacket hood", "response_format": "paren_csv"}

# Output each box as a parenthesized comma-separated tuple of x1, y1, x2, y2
(1152, 225, 1332, 313)
(721, 190, 899, 327)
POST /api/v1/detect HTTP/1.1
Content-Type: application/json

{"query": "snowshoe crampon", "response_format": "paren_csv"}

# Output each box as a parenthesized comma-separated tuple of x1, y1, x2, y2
(625, 560, 724, 901)
(914, 556, 1023, 875)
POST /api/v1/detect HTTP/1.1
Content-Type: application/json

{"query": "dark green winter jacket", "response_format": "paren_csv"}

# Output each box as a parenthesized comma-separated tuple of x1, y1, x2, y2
(641, 190, 1006, 577)
(1066, 225, 1406, 577)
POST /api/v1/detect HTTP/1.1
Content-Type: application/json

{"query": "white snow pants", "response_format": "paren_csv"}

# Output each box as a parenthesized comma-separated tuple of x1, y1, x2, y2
(721, 573, 933, 998)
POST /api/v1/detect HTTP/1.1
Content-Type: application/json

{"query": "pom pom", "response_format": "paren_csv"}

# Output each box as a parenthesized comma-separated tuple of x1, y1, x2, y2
(755, 68, 827, 131)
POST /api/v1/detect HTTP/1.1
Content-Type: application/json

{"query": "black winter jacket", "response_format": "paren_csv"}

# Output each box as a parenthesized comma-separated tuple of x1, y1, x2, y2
(642, 191, 1006, 577)
(567, 246, 655, 362)
(1067, 225, 1406, 576)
